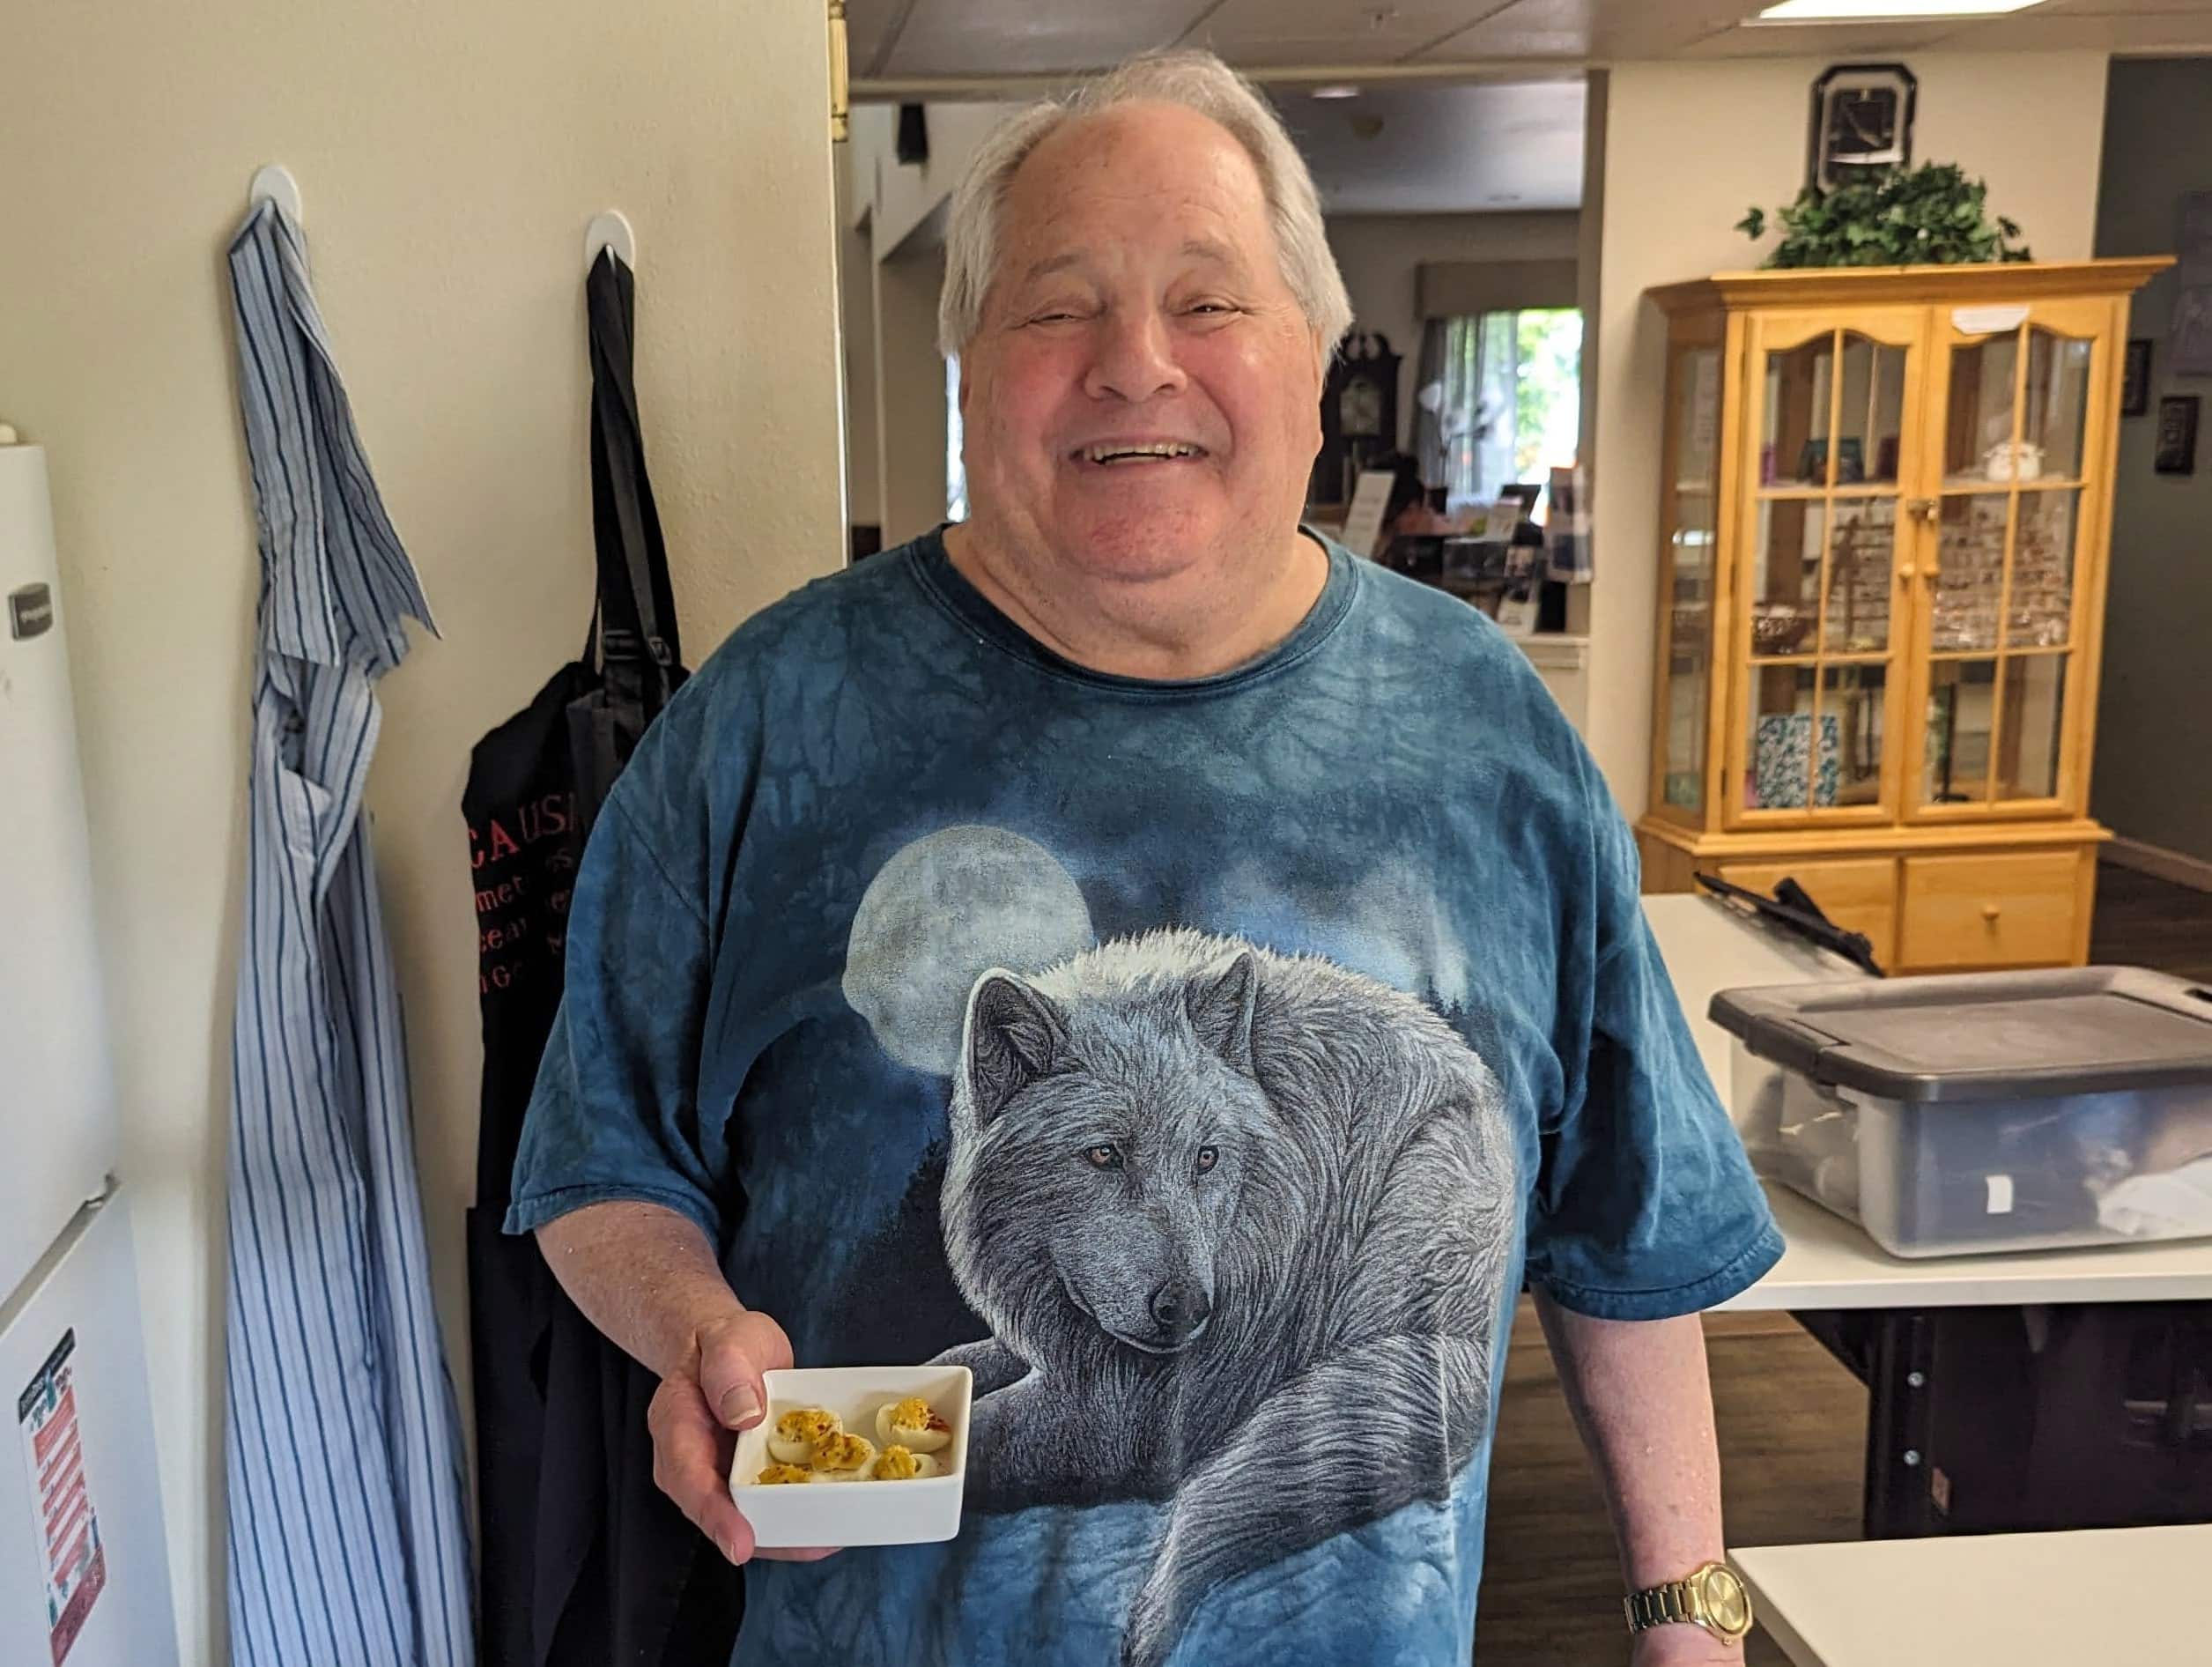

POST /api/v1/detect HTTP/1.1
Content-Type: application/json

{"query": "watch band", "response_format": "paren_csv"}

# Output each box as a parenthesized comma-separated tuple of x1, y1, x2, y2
(1624, 1582, 1697, 1634)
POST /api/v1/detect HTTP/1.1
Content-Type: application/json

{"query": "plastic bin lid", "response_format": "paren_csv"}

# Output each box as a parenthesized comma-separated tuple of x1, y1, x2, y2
(1709, 967, 2212, 1103)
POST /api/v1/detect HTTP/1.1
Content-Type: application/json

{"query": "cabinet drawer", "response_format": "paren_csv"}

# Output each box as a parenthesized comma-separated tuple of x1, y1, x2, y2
(1719, 858, 1898, 971)
(1899, 850, 2084, 970)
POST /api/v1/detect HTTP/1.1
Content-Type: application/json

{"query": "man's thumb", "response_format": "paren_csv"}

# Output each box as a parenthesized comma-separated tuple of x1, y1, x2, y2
(698, 1330, 765, 1431)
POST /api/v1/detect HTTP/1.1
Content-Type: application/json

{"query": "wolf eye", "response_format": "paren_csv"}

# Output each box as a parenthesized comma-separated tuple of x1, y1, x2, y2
(1195, 1146, 1218, 1174)
(1084, 1144, 1123, 1171)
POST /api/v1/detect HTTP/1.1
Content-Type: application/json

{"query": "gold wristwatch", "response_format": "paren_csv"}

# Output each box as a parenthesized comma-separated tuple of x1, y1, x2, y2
(1624, 1560, 1754, 1643)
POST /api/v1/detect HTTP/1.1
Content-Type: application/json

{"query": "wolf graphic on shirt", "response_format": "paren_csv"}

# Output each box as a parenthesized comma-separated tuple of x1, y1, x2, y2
(932, 927, 1518, 1667)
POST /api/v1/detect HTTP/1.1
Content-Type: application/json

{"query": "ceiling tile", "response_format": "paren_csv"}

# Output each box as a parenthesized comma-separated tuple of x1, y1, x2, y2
(845, 0, 910, 79)
(1948, 8, 2212, 51)
(1422, 0, 1601, 60)
(887, 0, 1209, 78)
(1281, 79, 1587, 209)
(1424, 1, 1752, 63)
(1190, 1, 1511, 65)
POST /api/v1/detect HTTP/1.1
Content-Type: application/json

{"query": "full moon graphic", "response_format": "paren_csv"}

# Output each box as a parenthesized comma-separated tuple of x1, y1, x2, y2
(843, 826, 1094, 1074)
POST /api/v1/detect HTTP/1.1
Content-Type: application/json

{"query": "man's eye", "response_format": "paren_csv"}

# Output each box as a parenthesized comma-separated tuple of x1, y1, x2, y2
(1195, 1146, 1218, 1174)
(1084, 1144, 1123, 1171)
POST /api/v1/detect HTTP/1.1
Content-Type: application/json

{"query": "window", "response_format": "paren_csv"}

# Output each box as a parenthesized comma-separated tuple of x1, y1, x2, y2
(946, 353, 967, 522)
(1424, 307, 1583, 511)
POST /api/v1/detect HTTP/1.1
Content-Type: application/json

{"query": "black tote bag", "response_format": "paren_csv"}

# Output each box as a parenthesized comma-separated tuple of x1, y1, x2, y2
(462, 248, 736, 1667)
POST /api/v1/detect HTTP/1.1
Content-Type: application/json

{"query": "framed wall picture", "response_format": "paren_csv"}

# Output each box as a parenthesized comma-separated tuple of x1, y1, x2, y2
(2174, 191, 2212, 377)
(2154, 395, 2199, 476)
(2122, 339, 2152, 417)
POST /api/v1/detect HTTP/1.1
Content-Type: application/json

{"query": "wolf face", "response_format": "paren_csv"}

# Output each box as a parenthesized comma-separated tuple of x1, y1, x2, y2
(952, 955, 1276, 1357)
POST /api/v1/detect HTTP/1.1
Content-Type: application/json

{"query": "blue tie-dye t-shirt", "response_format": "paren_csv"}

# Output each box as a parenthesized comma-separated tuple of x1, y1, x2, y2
(507, 528, 1782, 1667)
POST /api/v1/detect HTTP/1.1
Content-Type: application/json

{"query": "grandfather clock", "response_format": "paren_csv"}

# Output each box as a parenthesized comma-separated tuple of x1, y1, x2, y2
(1313, 331, 1401, 507)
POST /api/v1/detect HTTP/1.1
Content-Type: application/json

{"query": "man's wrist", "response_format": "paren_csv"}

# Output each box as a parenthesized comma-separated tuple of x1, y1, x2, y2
(676, 1297, 754, 1378)
(1631, 1626, 1744, 1665)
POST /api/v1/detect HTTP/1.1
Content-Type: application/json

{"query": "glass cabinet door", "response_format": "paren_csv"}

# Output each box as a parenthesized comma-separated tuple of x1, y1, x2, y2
(1729, 313, 1923, 823)
(1906, 302, 2104, 815)
(1654, 340, 1723, 819)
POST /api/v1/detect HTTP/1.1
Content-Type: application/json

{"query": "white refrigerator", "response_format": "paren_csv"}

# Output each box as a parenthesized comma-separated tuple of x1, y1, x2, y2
(0, 439, 180, 1667)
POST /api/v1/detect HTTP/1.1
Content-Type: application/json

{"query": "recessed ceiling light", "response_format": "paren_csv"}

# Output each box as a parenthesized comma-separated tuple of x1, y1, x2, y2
(1312, 85, 1361, 100)
(1750, 0, 2046, 21)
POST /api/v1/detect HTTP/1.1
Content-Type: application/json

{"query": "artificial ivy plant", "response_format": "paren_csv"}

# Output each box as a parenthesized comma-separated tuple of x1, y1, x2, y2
(1738, 162, 2032, 269)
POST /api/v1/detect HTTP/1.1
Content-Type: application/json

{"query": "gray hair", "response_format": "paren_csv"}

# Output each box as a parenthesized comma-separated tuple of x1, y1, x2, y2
(936, 50, 1352, 360)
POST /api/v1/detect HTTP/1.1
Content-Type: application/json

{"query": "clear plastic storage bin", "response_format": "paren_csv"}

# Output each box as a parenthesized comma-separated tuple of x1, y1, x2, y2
(1713, 967, 2212, 1258)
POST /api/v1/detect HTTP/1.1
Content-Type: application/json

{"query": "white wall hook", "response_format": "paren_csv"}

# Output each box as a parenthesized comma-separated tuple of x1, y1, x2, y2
(585, 210, 636, 272)
(249, 164, 303, 222)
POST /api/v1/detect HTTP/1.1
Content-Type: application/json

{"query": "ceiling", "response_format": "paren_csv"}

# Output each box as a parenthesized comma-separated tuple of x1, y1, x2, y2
(1278, 81, 1586, 211)
(850, 0, 2212, 83)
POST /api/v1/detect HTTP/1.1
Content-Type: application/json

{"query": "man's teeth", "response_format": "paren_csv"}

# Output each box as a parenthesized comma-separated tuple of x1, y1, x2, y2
(1083, 443, 1202, 463)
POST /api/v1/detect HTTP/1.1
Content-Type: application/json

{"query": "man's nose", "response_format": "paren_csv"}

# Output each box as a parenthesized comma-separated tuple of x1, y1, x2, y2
(1083, 307, 1187, 404)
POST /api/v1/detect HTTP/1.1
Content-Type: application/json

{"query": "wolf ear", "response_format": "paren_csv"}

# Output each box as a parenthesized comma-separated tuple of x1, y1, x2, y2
(965, 973, 1069, 1125)
(1186, 952, 1258, 1075)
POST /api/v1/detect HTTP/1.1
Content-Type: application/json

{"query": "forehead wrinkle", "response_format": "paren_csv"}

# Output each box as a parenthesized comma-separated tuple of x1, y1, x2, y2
(1011, 189, 1255, 284)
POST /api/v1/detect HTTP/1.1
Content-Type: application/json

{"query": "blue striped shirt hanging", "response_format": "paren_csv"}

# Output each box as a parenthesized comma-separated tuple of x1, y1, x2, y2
(222, 198, 475, 1667)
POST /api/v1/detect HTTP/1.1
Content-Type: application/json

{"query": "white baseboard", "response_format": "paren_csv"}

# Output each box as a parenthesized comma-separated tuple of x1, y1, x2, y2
(2105, 837, 2212, 893)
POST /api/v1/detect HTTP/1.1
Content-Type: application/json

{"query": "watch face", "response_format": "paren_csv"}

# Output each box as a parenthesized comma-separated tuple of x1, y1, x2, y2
(1698, 1565, 1753, 1636)
(1826, 88, 1898, 166)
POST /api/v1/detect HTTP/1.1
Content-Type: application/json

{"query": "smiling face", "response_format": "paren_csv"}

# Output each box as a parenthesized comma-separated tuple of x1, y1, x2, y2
(957, 101, 1327, 588)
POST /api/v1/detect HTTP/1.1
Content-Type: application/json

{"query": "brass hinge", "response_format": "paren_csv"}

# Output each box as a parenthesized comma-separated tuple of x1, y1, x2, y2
(828, 0, 850, 144)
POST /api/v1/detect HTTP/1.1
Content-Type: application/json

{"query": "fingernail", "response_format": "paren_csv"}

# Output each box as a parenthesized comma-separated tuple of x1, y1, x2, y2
(727, 1384, 762, 1426)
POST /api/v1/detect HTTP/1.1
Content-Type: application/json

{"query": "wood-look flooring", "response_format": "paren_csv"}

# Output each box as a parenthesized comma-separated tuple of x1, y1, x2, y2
(1471, 860, 2212, 1664)
(2089, 859, 2212, 985)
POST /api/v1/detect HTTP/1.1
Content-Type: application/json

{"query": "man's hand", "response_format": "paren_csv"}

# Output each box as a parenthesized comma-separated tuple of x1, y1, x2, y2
(646, 1307, 837, 1566)
(1630, 1625, 1745, 1666)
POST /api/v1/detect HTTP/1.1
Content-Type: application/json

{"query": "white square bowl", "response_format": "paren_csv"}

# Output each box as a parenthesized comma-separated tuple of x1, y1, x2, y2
(728, 1364, 973, 1549)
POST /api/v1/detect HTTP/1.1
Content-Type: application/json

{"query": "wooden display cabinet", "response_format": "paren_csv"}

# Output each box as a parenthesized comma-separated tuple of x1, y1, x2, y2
(1636, 260, 2169, 974)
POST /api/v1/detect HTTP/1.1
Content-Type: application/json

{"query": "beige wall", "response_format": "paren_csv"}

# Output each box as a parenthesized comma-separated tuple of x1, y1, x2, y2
(1326, 211, 1584, 443)
(0, 4, 844, 1661)
(840, 101, 1026, 551)
(1585, 50, 2111, 819)
(876, 248, 953, 548)
(2091, 56, 2212, 864)
(841, 210, 884, 530)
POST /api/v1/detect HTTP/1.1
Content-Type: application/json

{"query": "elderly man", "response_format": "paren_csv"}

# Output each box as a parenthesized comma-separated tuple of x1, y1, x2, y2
(510, 49, 1778, 1667)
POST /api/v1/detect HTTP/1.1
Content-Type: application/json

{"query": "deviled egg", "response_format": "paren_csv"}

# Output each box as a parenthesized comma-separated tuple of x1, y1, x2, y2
(873, 1396, 953, 1455)
(754, 1463, 811, 1486)
(766, 1406, 840, 1465)
(806, 1431, 877, 1482)
(870, 1445, 943, 1482)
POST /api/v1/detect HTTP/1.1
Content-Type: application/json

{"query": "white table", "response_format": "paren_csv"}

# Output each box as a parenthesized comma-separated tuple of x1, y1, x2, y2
(1643, 892, 2212, 1540)
(1728, 1524, 2209, 1667)
(1721, 1182, 2212, 1309)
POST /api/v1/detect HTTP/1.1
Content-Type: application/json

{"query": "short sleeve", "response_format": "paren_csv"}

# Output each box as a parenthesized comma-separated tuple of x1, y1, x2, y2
(1523, 782, 1783, 1320)
(503, 786, 724, 1245)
